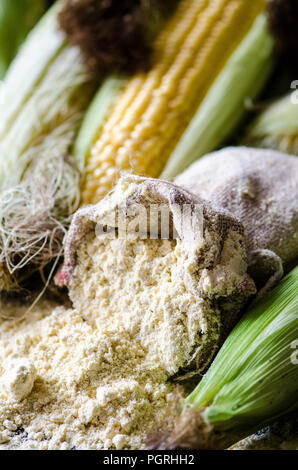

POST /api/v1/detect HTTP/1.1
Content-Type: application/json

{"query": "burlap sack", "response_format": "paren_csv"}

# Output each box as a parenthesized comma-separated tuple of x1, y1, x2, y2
(176, 147, 298, 295)
(57, 175, 255, 375)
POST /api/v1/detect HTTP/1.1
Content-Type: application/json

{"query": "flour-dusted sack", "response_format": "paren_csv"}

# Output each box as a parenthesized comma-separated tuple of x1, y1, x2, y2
(57, 175, 255, 376)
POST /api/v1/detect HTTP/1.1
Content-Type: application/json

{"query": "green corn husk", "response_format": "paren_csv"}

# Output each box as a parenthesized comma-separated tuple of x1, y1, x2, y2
(73, 75, 125, 171)
(0, 2, 98, 289)
(242, 93, 298, 155)
(0, 3, 66, 138)
(0, 2, 97, 189)
(0, 0, 46, 79)
(161, 13, 275, 179)
(149, 266, 298, 450)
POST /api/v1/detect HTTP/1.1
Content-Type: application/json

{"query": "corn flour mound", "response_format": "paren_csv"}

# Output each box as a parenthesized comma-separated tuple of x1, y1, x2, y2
(0, 300, 175, 449)
(60, 175, 255, 374)
(0, 175, 255, 450)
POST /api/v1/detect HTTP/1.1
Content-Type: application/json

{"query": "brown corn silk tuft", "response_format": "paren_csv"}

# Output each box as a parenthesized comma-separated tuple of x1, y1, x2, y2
(58, 0, 178, 76)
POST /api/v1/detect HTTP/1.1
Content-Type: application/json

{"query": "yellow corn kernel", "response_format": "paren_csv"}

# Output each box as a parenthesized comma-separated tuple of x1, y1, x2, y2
(82, 0, 266, 205)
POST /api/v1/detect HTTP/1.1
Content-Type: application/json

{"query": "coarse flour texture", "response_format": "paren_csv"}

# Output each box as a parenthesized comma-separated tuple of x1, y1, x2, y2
(0, 212, 252, 450)
(0, 238, 186, 449)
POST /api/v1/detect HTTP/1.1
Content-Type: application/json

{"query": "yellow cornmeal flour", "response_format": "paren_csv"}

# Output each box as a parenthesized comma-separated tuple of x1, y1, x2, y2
(0, 298, 175, 450)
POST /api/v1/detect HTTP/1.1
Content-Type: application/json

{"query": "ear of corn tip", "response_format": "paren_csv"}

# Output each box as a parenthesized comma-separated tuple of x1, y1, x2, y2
(186, 265, 298, 437)
(79, 0, 270, 205)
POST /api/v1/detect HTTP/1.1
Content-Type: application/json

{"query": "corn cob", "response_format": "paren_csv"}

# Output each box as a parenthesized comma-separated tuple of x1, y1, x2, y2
(162, 13, 274, 178)
(80, 0, 271, 205)
(242, 93, 298, 155)
(148, 265, 298, 450)
(0, 2, 97, 288)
